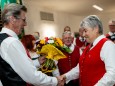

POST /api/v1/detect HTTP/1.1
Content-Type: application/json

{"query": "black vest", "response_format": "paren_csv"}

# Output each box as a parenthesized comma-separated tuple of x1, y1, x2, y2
(0, 33, 26, 86)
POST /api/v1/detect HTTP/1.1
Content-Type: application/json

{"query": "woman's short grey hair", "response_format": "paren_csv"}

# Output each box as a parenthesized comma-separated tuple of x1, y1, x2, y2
(80, 15, 103, 34)
(1, 3, 27, 24)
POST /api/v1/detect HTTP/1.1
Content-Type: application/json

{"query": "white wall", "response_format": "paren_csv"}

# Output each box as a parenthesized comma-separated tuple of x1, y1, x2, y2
(23, 1, 115, 39)
(98, 12, 115, 34)
(23, 0, 83, 39)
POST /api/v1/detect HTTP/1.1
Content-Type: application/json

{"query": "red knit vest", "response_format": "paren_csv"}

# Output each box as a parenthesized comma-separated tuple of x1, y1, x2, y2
(79, 38, 107, 86)
(76, 37, 86, 47)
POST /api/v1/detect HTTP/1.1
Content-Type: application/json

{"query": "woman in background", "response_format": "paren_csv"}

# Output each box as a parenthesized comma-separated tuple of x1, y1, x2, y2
(21, 34, 60, 77)
(21, 34, 44, 67)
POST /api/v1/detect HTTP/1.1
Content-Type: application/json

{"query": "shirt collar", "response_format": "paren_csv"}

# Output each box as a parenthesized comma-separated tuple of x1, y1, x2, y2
(108, 32, 115, 36)
(0, 27, 19, 39)
(79, 36, 85, 41)
(64, 44, 75, 53)
(93, 35, 105, 47)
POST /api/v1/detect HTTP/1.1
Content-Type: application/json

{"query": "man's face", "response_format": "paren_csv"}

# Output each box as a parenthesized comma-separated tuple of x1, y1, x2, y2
(83, 27, 98, 43)
(13, 11, 27, 35)
(64, 28, 71, 32)
(109, 25, 115, 33)
(62, 34, 73, 47)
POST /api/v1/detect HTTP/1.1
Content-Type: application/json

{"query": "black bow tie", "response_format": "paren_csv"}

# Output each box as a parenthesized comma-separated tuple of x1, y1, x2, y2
(81, 38, 84, 42)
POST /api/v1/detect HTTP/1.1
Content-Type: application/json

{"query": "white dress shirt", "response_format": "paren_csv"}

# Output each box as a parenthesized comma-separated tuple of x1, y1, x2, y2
(108, 32, 115, 36)
(65, 35, 115, 86)
(64, 44, 82, 55)
(29, 51, 41, 68)
(0, 27, 57, 86)
(0, 81, 3, 86)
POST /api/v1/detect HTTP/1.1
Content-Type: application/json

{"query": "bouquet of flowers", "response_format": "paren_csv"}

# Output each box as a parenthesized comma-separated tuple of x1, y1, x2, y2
(36, 37, 71, 74)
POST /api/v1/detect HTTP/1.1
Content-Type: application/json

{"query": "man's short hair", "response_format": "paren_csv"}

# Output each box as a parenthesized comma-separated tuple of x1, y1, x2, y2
(1, 3, 27, 24)
(108, 20, 115, 26)
(62, 31, 74, 37)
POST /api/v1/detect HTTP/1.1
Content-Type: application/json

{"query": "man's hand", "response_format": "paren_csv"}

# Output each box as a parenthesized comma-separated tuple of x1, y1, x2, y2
(56, 75, 66, 86)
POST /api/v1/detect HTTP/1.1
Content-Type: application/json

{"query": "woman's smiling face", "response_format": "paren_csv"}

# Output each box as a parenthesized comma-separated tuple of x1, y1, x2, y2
(83, 27, 98, 43)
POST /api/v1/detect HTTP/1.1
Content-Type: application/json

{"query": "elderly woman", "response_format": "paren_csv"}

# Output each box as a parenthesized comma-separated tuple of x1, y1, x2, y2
(60, 15, 115, 86)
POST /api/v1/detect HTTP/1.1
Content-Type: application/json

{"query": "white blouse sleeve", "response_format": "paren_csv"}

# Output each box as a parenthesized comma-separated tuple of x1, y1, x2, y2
(95, 41, 115, 86)
(65, 64, 79, 82)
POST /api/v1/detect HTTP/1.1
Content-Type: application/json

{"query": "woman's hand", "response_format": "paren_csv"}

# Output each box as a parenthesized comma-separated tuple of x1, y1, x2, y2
(38, 55, 46, 65)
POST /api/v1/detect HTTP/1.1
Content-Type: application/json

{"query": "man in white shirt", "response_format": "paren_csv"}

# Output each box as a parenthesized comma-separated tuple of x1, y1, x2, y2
(59, 15, 115, 86)
(0, 3, 63, 86)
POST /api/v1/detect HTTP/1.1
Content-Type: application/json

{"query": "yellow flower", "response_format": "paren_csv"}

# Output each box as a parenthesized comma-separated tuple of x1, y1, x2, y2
(40, 40, 45, 44)
(38, 44, 66, 60)
(56, 38, 63, 47)
(37, 44, 40, 47)
(36, 37, 68, 74)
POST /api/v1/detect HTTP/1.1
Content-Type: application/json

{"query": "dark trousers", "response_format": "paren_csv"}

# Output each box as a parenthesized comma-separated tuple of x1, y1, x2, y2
(64, 79, 79, 86)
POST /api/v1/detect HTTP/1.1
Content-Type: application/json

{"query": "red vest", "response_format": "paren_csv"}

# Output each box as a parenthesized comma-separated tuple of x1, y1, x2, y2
(58, 46, 80, 74)
(76, 37, 86, 47)
(79, 38, 107, 86)
(106, 33, 110, 37)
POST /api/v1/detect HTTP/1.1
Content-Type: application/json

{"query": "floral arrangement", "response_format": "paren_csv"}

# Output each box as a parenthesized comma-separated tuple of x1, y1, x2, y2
(36, 37, 71, 74)
(37, 37, 71, 53)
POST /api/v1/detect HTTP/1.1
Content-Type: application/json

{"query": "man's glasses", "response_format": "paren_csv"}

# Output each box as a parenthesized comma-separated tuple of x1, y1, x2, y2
(15, 16, 26, 22)
(18, 18, 26, 22)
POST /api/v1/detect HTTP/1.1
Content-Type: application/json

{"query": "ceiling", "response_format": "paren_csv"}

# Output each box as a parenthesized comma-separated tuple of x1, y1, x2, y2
(29, 0, 115, 16)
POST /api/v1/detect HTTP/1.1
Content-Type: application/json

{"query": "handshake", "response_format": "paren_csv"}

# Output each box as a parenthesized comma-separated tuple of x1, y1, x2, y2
(56, 75, 66, 86)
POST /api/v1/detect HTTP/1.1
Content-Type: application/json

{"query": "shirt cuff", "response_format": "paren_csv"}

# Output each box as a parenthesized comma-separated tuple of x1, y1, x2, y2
(51, 77, 58, 86)
(32, 59, 40, 68)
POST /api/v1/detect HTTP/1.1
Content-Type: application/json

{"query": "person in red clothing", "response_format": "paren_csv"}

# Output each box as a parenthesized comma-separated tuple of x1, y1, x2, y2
(58, 15, 115, 86)
(21, 34, 60, 77)
(75, 27, 88, 51)
(58, 31, 82, 86)
(106, 20, 115, 43)
(21, 34, 46, 67)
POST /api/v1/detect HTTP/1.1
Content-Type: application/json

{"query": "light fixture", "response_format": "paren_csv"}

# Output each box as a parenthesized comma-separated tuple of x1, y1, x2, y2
(41, 23, 56, 38)
(93, 5, 103, 11)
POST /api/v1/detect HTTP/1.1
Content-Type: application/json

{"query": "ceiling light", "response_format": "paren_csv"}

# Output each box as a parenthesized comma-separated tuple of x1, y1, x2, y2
(93, 5, 103, 11)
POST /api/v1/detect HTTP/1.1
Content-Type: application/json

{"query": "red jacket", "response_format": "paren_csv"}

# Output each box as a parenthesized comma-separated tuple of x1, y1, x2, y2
(79, 38, 107, 86)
